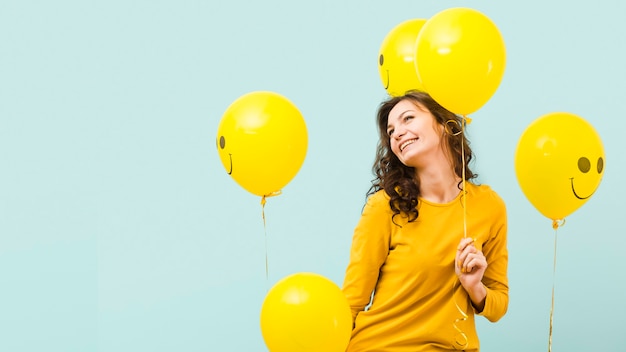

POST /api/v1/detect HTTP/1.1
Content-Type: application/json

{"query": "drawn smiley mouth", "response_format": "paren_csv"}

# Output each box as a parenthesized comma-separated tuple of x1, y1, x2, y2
(227, 154, 233, 175)
(569, 177, 596, 200)
(218, 136, 233, 175)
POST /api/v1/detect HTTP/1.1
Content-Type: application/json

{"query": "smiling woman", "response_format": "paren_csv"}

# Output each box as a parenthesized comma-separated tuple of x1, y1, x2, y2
(342, 91, 509, 351)
(385, 99, 448, 171)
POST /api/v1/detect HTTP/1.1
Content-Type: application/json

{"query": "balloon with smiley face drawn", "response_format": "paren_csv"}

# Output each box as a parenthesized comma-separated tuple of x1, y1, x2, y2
(378, 19, 427, 97)
(515, 112, 605, 223)
(216, 91, 308, 197)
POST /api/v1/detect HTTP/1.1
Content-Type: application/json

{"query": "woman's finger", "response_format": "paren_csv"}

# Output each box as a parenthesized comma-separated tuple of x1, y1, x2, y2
(457, 237, 475, 252)
(462, 251, 486, 273)
(457, 242, 477, 268)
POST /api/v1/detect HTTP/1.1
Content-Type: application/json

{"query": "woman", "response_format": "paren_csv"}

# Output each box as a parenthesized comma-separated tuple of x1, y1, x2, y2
(342, 91, 508, 351)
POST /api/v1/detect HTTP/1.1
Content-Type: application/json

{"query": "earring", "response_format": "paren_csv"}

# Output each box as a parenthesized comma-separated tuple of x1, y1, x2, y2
(445, 120, 463, 136)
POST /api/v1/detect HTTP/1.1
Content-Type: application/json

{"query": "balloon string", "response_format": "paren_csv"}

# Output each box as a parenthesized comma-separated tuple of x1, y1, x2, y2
(452, 115, 471, 350)
(461, 116, 469, 239)
(548, 219, 564, 352)
(452, 280, 469, 350)
(261, 191, 282, 290)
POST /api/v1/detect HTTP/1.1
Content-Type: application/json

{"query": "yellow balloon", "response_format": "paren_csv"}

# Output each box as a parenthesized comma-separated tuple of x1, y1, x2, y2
(378, 19, 427, 96)
(260, 272, 352, 352)
(415, 7, 506, 115)
(515, 112, 605, 221)
(216, 91, 308, 197)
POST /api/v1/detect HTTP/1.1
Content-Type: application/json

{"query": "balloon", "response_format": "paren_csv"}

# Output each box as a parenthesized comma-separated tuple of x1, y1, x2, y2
(216, 91, 308, 197)
(378, 19, 427, 96)
(415, 7, 506, 116)
(260, 272, 352, 352)
(515, 112, 605, 221)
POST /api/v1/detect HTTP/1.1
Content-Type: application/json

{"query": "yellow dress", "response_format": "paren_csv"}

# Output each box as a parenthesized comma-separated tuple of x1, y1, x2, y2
(342, 183, 508, 351)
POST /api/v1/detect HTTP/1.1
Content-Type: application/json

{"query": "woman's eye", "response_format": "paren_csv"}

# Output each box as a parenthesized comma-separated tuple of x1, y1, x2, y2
(387, 129, 394, 137)
(404, 115, 413, 122)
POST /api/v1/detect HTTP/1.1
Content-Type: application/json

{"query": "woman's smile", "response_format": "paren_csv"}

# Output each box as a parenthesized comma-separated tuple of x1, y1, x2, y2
(400, 138, 418, 151)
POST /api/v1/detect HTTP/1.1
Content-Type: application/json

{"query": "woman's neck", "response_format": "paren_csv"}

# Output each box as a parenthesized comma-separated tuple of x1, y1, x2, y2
(416, 166, 462, 204)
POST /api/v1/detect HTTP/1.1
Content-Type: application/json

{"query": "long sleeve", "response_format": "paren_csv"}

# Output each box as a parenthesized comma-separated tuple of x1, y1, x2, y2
(342, 191, 392, 322)
(476, 191, 509, 322)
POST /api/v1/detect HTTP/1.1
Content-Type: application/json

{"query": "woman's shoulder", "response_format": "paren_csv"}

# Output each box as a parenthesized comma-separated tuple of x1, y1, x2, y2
(366, 189, 391, 206)
(368, 188, 389, 199)
(469, 183, 506, 207)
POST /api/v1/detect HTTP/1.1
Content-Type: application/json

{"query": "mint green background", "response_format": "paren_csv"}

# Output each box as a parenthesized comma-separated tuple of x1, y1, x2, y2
(1, 1, 624, 351)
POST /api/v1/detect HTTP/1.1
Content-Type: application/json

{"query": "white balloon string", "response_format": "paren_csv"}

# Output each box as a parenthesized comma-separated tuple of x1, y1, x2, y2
(452, 280, 469, 350)
(461, 117, 468, 240)
(451, 115, 470, 350)
(548, 219, 564, 352)
(261, 191, 282, 290)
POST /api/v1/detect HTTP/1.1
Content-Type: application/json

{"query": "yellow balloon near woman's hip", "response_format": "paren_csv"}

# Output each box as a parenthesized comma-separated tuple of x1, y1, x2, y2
(216, 91, 308, 197)
(260, 272, 352, 352)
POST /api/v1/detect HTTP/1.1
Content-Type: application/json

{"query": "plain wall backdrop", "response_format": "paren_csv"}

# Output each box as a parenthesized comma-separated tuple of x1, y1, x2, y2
(1, 0, 624, 351)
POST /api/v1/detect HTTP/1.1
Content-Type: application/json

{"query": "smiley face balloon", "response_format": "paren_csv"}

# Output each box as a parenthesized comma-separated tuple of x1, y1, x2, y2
(378, 19, 427, 97)
(515, 112, 605, 222)
(216, 91, 308, 197)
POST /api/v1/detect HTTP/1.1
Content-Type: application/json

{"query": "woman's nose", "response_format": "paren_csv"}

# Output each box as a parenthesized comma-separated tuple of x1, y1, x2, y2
(393, 127, 406, 139)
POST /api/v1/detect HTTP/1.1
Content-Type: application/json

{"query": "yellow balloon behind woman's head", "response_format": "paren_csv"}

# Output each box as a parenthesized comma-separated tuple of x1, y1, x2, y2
(378, 19, 427, 97)
(515, 112, 605, 222)
(216, 91, 308, 197)
(415, 7, 506, 115)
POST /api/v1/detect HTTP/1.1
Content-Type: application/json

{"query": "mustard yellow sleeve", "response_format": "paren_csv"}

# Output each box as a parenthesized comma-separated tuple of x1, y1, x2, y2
(342, 191, 392, 322)
(477, 192, 509, 322)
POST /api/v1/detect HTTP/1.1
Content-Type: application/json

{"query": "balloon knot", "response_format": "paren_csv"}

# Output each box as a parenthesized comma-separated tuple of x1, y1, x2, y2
(552, 219, 565, 230)
(261, 190, 282, 206)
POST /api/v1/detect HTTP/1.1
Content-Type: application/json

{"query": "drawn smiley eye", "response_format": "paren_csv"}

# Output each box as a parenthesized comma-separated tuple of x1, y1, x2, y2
(379, 54, 384, 66)
(577, 157, 590, 173)
(597, 157, 604, 173)
(219, 136, 226, 149)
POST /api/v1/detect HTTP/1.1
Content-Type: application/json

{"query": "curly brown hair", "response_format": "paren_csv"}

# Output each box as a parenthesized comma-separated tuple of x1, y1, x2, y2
(368, 90, 477, 223)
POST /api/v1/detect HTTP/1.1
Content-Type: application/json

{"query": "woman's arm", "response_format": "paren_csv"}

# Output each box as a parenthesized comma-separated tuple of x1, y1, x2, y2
(342, 191, 392, 322)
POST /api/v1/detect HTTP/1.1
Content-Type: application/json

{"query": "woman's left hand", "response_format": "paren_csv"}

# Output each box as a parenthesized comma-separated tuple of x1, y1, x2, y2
(455, 237, 487, 309)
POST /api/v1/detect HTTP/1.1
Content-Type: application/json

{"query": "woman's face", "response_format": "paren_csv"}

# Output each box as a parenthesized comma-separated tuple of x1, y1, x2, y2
(386, 99, 444, 168)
